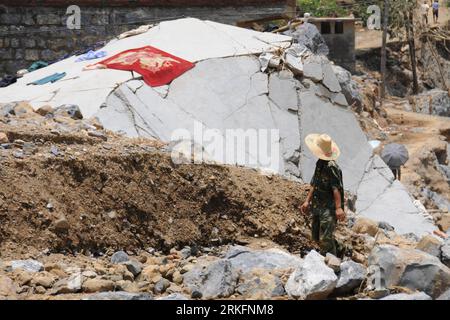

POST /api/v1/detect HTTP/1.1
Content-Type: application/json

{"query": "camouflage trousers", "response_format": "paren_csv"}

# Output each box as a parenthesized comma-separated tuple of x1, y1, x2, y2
(311, 207, 341, 257)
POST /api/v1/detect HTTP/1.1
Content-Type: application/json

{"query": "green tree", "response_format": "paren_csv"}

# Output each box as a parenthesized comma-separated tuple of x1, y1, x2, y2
(297, 0, 348, 17)
(388, 0, 419, 94)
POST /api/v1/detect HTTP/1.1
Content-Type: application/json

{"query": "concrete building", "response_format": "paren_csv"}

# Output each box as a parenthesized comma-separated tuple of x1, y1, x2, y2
(0, 0, 296, 75)
(302, 17, 358, 72)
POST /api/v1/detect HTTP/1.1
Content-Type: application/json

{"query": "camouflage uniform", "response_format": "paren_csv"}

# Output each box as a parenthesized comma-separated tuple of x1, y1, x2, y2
(310, 159, 344, 256)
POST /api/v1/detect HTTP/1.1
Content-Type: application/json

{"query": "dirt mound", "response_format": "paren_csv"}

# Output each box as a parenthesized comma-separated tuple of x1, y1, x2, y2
(0, 113, 320, 256)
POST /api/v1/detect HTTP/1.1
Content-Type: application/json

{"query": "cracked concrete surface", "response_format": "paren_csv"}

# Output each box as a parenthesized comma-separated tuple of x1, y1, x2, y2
(355, 156, 435, 237)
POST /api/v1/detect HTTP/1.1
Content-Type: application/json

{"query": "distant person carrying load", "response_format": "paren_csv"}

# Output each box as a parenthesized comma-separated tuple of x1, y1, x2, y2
(432, 0, 440, 24)
(421, 1, 430, 25)
(300, 134, 346, 257)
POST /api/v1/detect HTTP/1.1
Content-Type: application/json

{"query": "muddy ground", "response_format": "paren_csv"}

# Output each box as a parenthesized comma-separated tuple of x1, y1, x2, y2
(0, 104, 333, 259)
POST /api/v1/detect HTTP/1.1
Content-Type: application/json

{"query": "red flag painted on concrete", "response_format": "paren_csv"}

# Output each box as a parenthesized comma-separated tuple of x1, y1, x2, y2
(97, 46, 194, 87)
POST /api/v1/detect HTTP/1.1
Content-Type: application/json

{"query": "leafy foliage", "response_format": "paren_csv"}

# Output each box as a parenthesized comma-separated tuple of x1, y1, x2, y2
(388, 0, 418, 39)
(297, 0, 348, 17)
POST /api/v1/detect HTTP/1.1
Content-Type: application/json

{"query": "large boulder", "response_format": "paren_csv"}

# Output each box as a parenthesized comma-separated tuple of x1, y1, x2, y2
(183, 259, 239, 299)
(286, 23, 329, 56)
(368, 245, 450, 298)
(335, 260, 367, 295)
(285, 250, 337, 300)
(225, 245, 302, 273)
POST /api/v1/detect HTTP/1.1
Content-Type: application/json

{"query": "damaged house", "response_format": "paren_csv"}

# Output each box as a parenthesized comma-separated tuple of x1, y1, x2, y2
(0, 18, 436, 239)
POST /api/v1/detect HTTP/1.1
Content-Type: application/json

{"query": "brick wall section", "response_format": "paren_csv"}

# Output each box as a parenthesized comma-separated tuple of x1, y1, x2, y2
(0, 2, 289, 75)
(1, 0, 287, 7)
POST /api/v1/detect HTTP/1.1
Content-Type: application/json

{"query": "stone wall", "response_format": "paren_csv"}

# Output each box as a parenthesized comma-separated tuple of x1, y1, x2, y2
(0, 2, 289, 75)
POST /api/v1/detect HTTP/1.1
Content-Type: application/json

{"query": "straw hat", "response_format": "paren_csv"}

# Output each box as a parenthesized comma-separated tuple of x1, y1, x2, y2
(305, 133, 340, 161)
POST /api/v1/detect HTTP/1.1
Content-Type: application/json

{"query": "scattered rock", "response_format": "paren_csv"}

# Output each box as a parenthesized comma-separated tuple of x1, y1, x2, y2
(82, 278, 115, 293)
(352, 217, 379, 237)
(441, 239, 450, 268)
(416, 235, 442, 257)
(54, 104, 83, 120)
(82, 270, 97, 279)
(50, 145, 59, 156)
(0, 132, 9, 144)
(10, 259, 44, 273)
(325, 253, 341, 273)
(122, 260, 142, 277)
(154, 278, 171, 294)
(0, 275, 17, 297)
(13, 151, 24, 159)
(180, 246, 192, 259)
(88, 130, 107, 141)
(368, 245, 450, 298)
(172, 270, 183, 285)
(380, 292, 432, 300)
(34, 285, 46, 294)
(0, 103, 15, 116)
(52, 273, 82, 294)
(53, 217, 70, 233)
(111, 251, 129, 264)
(335, 261, 366, 295)
(13, 102, 34, 116)
(36, 105, 54, 116)
(285, 250, 337, 300)
(191, 290, 202, 299)
(438, 213, 450, 232)
(378, 221, 395, 232)
(31, 272, 56, 288)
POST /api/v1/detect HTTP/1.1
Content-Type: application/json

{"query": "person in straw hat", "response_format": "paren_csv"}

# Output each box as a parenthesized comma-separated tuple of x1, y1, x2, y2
(300, 133, 346, 257)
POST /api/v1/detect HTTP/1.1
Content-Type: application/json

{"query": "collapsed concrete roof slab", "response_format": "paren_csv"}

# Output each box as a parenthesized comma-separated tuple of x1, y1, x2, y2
(356, 156, 435, 237)
(96, 55, 301, 175)
(0, 18, 291, 116)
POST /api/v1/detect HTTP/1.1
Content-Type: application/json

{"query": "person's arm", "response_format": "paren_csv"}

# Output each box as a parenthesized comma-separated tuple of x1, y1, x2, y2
(333, 187, 346, 221)
(301, 186, 314, 214)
